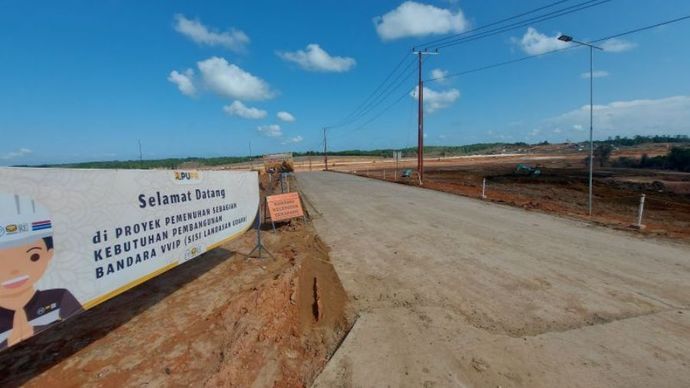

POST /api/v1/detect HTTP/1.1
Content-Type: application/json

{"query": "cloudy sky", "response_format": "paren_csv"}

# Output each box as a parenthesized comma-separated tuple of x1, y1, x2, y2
(2, 0, 690, 165)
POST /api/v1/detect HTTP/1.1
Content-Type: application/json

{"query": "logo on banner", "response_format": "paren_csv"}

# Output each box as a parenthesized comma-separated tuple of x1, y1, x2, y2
(3, 223, 30, 236)
(184, 245, 203, 261)
(173, 171, 202, 184)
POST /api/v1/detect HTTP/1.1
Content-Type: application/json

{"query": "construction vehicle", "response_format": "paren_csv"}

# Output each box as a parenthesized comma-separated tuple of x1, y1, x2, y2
(515, 163, 542, 176)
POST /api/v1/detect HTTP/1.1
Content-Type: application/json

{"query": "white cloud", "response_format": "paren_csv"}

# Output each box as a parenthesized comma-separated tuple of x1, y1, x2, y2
(1, 148, 32, 160)
(168, 69, 197, 96)
(223, 101, 267, 119)
(581, 70, 609, 79)
(544, 96, 690, 137)
(430, 68, 449, 83)
(373, 1, 469, 41)
(197, 57, 274, 101)
(515, 27, 568, 55)
(278, 44, 356, 72)
(282, 135, 304, 144)
(257, 124, 282, 137)
(277, 111, 296, 122)
(410, 86, 460, 113)
(174, 14, 249, 52)
(601, 38, 636, 53)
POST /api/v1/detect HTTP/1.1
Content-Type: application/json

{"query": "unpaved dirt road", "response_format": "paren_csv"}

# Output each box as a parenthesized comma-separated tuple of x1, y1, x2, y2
(298, 172, 690, 388)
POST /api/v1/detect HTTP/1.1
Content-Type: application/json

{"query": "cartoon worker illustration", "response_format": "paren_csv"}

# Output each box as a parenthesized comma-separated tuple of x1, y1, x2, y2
(0, 193, 82, 350)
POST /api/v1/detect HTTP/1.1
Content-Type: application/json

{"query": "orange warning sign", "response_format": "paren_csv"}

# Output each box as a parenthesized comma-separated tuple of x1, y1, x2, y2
(266, 192, 304, 222)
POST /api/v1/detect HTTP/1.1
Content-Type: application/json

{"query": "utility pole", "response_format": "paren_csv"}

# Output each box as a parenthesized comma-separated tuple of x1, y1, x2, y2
(412, 49, 439, 185)
(249, 141, 253, 170)
(138, 139, 143, 168)
(323, 127, 329, 171)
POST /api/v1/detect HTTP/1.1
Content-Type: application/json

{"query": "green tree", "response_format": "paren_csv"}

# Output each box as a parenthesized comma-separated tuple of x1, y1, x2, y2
(667, 147, 690, 172)
(594, 144, 614, 167)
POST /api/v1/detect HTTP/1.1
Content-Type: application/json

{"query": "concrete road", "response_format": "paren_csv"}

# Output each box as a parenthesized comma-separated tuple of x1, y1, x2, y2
(297, 172, 690, 388)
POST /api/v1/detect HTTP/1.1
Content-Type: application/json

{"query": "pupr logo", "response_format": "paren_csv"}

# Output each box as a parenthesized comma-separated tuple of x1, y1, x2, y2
(173, 171, 202, 184)
(174, 171, 200, 180)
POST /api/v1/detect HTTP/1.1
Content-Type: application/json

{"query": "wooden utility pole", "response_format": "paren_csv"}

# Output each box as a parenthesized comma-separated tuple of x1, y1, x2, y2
(412, 49, 438, 185)
(249, 141, 253, 170)
(323, 127, 328, 171)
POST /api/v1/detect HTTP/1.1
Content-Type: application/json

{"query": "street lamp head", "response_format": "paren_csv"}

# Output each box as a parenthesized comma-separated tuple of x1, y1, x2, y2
(558, 34, 573, 42)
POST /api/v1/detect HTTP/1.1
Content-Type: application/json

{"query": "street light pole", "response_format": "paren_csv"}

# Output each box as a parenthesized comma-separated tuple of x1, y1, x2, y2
(558, 35, 602, 216)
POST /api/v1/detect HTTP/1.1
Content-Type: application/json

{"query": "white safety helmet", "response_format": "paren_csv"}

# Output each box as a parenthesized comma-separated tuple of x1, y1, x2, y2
(0, 193, 53, 249)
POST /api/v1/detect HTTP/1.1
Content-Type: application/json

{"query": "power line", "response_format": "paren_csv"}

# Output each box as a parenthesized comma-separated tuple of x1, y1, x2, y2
(331, 57, 431, 140)
(433, 0, 612, 50)
(418, 0, 574, 49)
(328, 0, 609, 139)
(425, 14, 690, 83)
(591, 14, 690, 43)
(331, 54, 409, 128)
(323, 8, 690, 153)
(332, 52, 411, 128)
(331, 83, 416, 141)
(427, 47, 572, 82)
(332, 56, 417, 131)
(334, 14, 690, 146)
(353, 85, 415, 133)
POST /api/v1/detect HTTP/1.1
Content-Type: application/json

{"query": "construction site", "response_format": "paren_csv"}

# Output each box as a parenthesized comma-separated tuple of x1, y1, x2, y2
(337, 143, 690, 241)
(2, 143, 689, 387)
(2, 1, 690, 387)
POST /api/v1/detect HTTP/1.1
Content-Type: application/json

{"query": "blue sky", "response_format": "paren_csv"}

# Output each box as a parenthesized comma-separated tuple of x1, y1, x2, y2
(1, 0, 690, 165)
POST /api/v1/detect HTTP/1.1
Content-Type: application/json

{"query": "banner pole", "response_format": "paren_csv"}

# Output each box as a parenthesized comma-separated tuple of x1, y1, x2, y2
(248, 193, 274, 259)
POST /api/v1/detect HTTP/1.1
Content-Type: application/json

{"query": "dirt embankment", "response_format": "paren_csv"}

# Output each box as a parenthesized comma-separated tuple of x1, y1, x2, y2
(0, 221, 352, 387)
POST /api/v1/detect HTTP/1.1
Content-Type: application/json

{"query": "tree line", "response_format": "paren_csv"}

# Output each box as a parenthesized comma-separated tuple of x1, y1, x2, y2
(15, 135, 688, 170)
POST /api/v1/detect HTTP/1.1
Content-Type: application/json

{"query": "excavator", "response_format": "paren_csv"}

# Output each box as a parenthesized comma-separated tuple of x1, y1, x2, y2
(515, 163, 542, 176)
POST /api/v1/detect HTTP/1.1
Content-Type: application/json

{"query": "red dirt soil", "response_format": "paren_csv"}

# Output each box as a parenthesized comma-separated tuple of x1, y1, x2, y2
(351, 155, 690, 242)
(0, 220, 352, 387)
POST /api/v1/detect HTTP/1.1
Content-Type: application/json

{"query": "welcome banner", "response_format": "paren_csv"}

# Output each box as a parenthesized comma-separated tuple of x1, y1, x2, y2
(0, 168, 259, 351)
